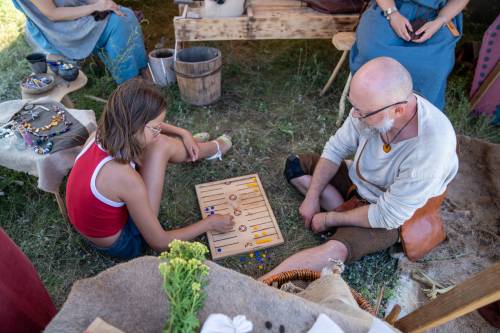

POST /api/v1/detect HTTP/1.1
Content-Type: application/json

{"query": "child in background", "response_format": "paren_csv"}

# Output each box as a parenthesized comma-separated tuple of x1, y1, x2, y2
(66, 79, 234, 259)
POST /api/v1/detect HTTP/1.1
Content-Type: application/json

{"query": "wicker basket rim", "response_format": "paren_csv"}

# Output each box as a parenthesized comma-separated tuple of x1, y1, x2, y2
(262, 269, 375, 315)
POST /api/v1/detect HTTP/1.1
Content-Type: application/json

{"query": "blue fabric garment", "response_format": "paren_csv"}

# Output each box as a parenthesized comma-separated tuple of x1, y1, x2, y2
(90, 216, 144, 259)
(349, 0, 463, 111)
(12, 0, 107, 59)
(12, 2, 147, 84)
(93, 7, 148, 84)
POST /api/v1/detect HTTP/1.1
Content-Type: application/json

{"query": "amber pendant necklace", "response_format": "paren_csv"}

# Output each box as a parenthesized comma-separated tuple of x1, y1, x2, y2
(381, 109, 418, 153)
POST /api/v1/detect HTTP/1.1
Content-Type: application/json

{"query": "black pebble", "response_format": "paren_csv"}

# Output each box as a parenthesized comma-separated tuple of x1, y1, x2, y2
(279, 324, 285, 333)
(265, 321, 272, 329)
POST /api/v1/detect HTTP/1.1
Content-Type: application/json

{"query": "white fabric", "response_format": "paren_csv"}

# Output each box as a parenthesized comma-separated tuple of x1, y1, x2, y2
(321, 95, 458, 229)
(0, 98, 96, 194)
(306, 314, 344, 333)
(200, 314, 253, 333)
(90, 156, 125, 207)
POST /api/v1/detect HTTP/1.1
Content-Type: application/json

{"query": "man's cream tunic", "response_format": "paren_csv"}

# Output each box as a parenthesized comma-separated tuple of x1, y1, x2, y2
(321, 95, 458, 229)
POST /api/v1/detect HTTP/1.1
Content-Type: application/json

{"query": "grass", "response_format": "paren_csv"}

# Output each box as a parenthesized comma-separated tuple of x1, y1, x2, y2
(0, 0, 498, 314)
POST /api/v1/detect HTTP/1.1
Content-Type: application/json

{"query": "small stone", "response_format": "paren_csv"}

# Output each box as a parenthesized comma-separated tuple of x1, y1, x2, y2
(279, 325, 285, 333)
(265, 321, 272, 329)
(0, 191, 5, 196)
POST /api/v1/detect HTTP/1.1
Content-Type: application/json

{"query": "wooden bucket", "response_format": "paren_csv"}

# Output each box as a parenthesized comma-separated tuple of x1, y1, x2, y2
(174, 47, 222, 106)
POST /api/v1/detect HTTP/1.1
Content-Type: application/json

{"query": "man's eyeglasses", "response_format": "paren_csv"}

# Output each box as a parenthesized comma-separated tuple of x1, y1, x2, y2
(145, 124, 162, 138)
(348, 99, 408, 119)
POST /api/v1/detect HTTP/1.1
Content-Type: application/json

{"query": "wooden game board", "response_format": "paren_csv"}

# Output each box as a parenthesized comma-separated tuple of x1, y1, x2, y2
(195, 174, 284, 259)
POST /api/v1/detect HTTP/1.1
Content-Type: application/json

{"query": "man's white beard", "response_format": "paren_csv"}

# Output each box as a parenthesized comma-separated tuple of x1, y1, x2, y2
(359, 114, 395, 135)
(374, 114, 395, 134)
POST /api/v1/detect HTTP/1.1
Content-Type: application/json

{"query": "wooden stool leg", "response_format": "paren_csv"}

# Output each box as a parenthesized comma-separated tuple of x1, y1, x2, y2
(61, 95, 74, 109)
(337, 72, 352, 126)
(320, 50, 349, 97)
(385, 304, 401, 325)
(54, 191, 69, 222)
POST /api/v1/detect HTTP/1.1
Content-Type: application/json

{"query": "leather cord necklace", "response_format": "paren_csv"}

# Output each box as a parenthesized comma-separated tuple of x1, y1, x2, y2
(382, 109, 418, 153)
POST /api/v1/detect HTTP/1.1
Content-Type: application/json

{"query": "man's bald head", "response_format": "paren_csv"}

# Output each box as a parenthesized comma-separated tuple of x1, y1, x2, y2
(350, 57, 413, 108)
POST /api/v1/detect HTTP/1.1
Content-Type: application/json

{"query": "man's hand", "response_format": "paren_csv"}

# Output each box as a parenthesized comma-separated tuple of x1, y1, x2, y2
(413, 17, 446, 43)
(299, 196, 320, 229)
(94, 0, 124, 16)
(181, 131, 200, 162)
(311, 212, 330, 233)
(204, 214, 235, 233)
(389, 12, 412, 41)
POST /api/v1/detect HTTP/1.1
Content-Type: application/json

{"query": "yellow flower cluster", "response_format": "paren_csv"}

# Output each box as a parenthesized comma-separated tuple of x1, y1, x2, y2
(158, 241, 210, 333)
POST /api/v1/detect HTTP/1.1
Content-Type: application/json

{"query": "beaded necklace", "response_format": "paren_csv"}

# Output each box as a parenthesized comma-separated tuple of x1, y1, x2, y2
(10, 103, 73, 155)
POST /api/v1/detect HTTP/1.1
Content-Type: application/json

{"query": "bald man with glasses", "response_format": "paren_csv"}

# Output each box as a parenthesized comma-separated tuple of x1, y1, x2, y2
(260, 57, 458, 280)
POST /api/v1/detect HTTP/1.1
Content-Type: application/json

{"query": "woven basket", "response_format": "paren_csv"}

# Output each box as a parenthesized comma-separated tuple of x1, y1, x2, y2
(262, 269, 375, 315)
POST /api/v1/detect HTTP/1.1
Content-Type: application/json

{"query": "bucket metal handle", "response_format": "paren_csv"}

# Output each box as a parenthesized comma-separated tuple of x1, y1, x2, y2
(171, 64, 222, 79)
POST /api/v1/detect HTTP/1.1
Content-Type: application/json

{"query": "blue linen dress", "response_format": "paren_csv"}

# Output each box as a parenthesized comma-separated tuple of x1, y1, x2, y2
(12, 0, 147, 84)
(349, 0, 463, 111)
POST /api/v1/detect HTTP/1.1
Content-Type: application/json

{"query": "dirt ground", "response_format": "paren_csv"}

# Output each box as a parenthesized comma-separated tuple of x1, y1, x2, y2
(387, 135, 500, 332)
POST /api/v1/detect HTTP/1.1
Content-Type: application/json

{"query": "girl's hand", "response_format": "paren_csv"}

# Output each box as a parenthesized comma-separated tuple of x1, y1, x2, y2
(204, 214, 235, 233)
(389, 12, 412, 41)
(181, 131, 200, 162)
(413, 17, 446, 43)
(94, 0, 124, 16)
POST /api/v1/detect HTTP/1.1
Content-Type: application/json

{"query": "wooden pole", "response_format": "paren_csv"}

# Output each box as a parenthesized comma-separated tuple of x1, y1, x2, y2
(319, 50, 348, 97)
(394, 263, 500, 333)
(54, 190, 69, 223)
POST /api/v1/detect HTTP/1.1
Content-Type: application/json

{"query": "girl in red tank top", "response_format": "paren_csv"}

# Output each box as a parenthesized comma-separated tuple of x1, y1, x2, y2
(66, 79, 235, 259)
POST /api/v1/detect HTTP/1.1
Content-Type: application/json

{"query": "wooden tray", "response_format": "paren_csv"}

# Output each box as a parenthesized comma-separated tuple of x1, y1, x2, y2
(195, 174, 284, 259)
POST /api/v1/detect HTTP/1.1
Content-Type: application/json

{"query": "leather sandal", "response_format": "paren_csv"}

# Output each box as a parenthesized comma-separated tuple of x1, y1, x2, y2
(205, 134, 232, 161)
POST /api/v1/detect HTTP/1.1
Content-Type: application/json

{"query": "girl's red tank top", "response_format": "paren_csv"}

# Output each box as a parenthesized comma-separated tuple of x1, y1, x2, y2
(66, 138, 129, 238)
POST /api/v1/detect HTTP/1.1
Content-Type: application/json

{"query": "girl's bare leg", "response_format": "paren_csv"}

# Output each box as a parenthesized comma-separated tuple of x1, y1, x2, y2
(139, 135, 230, 216)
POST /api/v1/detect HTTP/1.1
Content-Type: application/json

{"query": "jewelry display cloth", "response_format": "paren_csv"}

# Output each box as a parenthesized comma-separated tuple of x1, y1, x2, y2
(0, 98, 96, 194)
(44, 257, 400, 333)
(9, 100, 89, 154)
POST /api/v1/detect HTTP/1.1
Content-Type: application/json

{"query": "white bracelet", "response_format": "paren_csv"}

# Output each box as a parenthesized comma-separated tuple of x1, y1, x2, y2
(383, 7, 398, 20)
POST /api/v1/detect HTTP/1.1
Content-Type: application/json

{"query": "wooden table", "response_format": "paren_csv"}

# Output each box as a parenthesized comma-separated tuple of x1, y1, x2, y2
(21, 70, 87, 109)
(174, 0, 359, 42)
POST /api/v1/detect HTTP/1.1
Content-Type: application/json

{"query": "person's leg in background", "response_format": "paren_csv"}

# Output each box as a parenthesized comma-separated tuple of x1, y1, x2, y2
(94, 7, 148, 84)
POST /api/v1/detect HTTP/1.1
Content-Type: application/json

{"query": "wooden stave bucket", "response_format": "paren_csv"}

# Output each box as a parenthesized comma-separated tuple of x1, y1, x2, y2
(174, 47, 222, 106)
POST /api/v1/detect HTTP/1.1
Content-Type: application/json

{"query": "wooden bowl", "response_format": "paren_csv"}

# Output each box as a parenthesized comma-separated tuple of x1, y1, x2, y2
(20, 73, 55, 95)
(262, 269, 375, 315)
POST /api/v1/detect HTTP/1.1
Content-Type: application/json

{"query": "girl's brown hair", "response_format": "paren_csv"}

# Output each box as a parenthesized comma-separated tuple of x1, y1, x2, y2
(97, 78, 166, 163)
